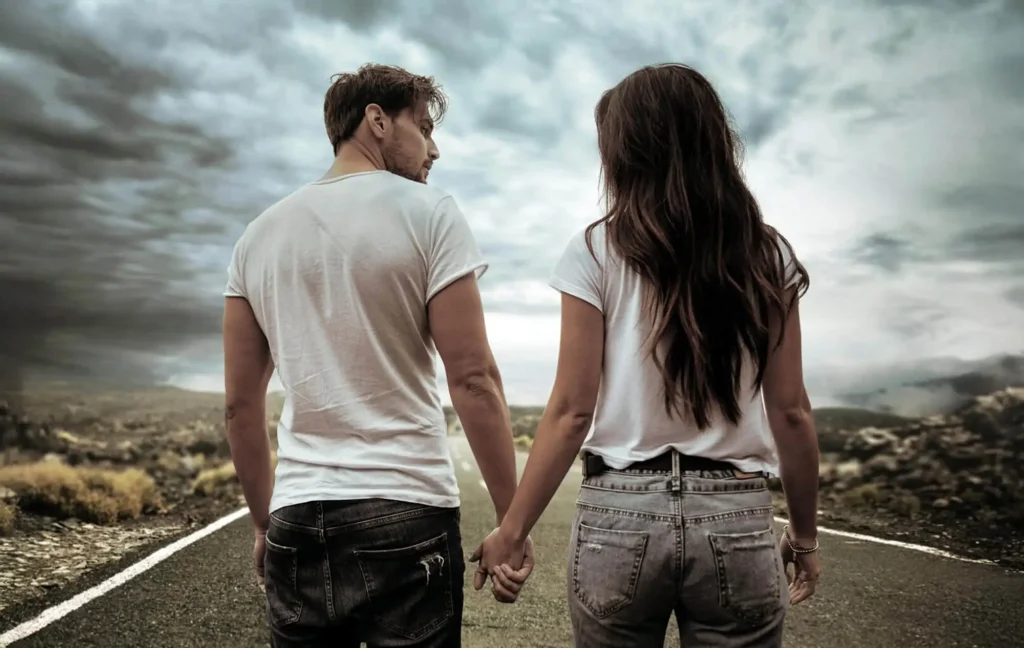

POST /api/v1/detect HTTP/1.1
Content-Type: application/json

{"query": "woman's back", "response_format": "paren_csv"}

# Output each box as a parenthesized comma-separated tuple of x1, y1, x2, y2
(550, 220, 799, 474)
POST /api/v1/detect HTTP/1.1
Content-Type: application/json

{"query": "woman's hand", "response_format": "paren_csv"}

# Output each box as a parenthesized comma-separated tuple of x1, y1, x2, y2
(780, 532, 821, 605)
(469, 528, 535, 603)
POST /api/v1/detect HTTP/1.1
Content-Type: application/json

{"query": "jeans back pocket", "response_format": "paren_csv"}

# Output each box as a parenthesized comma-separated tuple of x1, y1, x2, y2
(572, 522, 649, 619)
(354, 532, 455, 641)
(708, 528, 785, 625)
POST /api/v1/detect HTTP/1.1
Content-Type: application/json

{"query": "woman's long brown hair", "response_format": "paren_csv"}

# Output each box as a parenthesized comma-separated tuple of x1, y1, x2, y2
(587, 63, 810, 428)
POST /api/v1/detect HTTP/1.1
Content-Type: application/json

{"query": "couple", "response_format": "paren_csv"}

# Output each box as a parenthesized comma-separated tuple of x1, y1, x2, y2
(222, 61, 822, 648)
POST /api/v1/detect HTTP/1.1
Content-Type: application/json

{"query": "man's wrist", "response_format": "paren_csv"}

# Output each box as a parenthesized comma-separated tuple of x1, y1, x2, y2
(252, 514, 270, 533)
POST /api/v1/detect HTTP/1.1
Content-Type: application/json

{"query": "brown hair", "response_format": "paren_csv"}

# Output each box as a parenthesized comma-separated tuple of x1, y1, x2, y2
(323, 63, 448, 154)
(588, 63, 810, 428)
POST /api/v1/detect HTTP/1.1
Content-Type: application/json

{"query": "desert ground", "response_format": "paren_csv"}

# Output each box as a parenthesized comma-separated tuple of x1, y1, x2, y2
(0, 374, 1021, 627)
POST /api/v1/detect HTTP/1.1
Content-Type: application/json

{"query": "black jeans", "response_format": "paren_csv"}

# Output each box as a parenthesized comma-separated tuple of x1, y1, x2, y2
(264, 498, 465, 647)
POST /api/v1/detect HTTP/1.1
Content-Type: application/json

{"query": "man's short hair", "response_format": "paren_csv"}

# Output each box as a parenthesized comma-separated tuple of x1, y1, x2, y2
(323, 63, 449, 154)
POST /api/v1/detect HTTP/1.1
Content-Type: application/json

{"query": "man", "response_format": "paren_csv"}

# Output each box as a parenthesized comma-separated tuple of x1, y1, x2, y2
(222, 63, 532, 648)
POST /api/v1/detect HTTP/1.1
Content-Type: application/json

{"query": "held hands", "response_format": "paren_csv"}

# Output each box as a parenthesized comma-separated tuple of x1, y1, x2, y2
(779, 526, 821, 605)
(469, 527, 535, 603)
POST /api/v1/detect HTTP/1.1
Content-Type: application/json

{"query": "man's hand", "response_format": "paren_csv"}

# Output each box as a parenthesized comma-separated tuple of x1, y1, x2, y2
(469, 528, 535, 603)
(253, 527, 267, 591)
(779, 533, 821, 605)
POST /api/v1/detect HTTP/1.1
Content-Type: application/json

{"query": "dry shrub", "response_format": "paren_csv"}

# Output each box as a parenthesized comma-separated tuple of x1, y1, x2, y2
(0, 500, 15, 535)
(513, 435, 534, 451)
(191, 462, 237, 497)
(839, 483, 881, 509)
(0, 461, 164, 524)
(192, 452, 277, 497)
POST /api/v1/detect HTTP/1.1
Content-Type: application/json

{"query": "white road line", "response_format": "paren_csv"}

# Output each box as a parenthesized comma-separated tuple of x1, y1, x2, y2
(771, 516, 996, 566)
(478, 479, 486, 489)
(460, 460, 472, 472)
(0, 507, 250, 647)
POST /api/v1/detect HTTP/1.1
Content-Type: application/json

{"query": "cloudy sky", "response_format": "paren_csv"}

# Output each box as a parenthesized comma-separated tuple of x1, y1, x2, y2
(1, 0, 1022, 406)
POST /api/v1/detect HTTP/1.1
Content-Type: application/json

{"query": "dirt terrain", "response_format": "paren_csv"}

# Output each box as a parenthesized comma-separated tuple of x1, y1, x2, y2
(1, 381, 1021, 618)
(0, 385, 283, 614)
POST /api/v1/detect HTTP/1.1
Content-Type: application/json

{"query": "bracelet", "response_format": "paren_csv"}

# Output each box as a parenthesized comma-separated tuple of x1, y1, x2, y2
(782, 525, 819, 554)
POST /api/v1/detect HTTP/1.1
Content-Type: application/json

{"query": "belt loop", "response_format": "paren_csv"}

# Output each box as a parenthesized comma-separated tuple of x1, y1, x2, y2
(670, 450, 681, 492)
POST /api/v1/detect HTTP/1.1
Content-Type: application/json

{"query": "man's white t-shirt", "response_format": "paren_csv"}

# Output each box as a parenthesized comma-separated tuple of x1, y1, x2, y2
(549, 222, 799, 476)
(224, 170, 487, 513)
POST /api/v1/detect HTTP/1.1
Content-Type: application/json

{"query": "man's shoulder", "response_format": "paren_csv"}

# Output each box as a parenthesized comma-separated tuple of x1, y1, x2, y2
(380, 175, 455, 214)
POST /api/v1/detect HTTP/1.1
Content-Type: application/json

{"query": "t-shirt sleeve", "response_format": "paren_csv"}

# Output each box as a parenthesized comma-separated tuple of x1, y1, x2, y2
(775, 233, 801, 290)
(425, 195, 489, 301)
(224, 238, 246, 298)
(548, 228, 604, 312)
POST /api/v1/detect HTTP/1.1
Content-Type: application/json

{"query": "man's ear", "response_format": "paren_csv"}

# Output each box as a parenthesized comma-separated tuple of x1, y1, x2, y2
(364, 103, 390, 140)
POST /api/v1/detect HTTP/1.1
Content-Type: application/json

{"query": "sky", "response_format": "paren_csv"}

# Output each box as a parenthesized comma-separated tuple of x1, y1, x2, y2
(0, 0, 1022, 407)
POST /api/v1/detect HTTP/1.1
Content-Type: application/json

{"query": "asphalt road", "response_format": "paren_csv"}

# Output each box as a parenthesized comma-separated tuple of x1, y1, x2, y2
(3, 436, 1023, 647)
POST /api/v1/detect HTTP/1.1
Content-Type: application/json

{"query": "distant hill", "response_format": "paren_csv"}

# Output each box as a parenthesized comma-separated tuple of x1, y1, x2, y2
(837, 352, 1024, 416)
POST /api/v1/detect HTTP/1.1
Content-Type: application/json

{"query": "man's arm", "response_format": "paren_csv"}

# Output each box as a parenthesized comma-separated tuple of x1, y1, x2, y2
(428, 273, 517, 524)
(223, 296, 276, 532)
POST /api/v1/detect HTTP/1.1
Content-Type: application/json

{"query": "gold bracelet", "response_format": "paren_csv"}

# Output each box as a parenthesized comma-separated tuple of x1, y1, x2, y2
(782, 524, 819, 554)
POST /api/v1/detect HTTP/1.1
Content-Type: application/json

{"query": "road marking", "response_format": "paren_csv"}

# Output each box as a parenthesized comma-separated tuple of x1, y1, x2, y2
(0, 507, 250, 647)
(478, 479, 486, 489)
(460, 460, 472, 472)
(771, 516, 996, 566)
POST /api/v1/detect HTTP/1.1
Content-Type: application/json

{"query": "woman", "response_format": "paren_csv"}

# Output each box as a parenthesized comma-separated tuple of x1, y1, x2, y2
(472, 64, 822, 647)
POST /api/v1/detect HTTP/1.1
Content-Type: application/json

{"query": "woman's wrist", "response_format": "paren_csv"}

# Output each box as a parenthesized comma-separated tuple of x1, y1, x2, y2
(783, 524, 819, 551)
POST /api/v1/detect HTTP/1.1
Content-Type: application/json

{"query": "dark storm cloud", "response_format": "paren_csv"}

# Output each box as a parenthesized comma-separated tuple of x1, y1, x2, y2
(294, 0, 803, 152)
(292, 0, 515, 71)
(1005, 285, 1024, 308)
(950, 224, 1024, 265)
(474, 93, 568, 142)
(851, 232, 924, 274)
(0, 1, 303, 396)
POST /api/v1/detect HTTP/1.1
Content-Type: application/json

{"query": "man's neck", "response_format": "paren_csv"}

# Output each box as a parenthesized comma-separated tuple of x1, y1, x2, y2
(321, 141, 385, 182)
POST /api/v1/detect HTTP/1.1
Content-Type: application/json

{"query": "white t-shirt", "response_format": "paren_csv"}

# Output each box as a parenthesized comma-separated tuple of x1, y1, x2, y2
(224, 170, 487, 513)
(549, 222, 798, 476)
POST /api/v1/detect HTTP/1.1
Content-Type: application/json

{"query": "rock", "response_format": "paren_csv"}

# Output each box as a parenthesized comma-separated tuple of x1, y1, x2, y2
(843, 427, 900, 461)
(822, 387, 1023, 536)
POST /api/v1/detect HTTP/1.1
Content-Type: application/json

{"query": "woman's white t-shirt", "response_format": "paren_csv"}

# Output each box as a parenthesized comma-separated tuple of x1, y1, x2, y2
(548, 222, 798, 476)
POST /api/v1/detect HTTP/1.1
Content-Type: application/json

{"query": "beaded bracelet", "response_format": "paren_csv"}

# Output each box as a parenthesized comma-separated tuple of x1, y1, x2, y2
(782, 524, 819, 554)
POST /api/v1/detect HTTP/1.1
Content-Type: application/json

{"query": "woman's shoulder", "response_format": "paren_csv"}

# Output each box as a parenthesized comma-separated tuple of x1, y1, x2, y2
(564, 221, 610, 260)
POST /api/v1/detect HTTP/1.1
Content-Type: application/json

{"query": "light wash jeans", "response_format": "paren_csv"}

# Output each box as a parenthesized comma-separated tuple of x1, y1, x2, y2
(567, 452, 789, 647)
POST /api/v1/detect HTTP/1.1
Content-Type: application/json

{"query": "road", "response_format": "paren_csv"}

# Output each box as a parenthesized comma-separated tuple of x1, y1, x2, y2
(2, 436, 1022, 647)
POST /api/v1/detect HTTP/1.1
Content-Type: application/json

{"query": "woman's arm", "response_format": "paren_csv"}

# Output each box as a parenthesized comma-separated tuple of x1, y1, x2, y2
(498, 292, 605, 544)
(762, 293, 820, 544)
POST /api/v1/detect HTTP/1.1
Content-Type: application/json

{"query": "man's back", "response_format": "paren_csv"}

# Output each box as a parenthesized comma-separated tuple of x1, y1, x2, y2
(225, 170, 488, 513)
